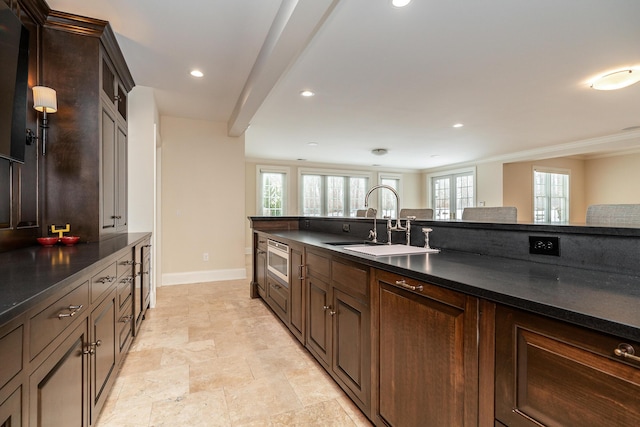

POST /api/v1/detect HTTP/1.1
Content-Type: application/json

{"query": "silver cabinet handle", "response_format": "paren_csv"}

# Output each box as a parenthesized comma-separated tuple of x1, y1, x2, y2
(99, 275, 116, 284)
(298, 265, 304, 280)
(614, 343, 640, 363)
(57, 304, 84, 319)
(395, 279, 423, 292)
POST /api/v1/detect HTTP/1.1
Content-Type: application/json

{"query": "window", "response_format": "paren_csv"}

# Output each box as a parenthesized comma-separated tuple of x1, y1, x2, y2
(257, 166, 288, 216)
(429, 168, 475, 220)
(379, 175, 401, 218)
(533, 168, 569, 223)
(300, 169, 370, 217)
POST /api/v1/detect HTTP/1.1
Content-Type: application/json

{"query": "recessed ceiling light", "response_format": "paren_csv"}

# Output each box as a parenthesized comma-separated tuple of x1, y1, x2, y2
(453, 123, 464, 128)
(590, 68, 640, 90)
(300, 90, 315, 97)
(190, 70, 204, 78)
(392, 0, 412, 7)
(371, 148, 388, 156)
(307, 142, 318, 146)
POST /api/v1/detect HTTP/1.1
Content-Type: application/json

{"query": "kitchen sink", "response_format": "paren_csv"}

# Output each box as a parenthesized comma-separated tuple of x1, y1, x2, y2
(342, 244, 440, 256)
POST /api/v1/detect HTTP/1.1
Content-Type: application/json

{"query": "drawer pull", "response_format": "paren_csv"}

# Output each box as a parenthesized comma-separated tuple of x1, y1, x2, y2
(614, 343, 640, 363)
(120, 315, 133, 323)
(57, 304, 84, 319)
(395, 279, 423, 292)
(120, 260, 135, 266)
(99, 275, 116, 284)
(121, 276, 133, 283)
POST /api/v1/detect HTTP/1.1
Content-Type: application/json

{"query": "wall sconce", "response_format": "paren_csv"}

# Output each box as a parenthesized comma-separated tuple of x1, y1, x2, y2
(30, 86, 57, 155)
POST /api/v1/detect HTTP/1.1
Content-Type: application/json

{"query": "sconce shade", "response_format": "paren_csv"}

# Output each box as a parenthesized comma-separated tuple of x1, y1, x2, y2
(33, 86, 57, 113)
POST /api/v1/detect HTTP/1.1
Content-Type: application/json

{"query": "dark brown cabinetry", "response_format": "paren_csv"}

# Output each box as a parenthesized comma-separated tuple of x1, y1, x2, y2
(41, 11, 134, 242)
(289, 243, 305, 343)
(495, 305, 640, 427)
(252, 233, 268, 299)
(374, 269, 479, 427)
(306, 249, 371, 415)
(100, 55, 128, 234)
(133, 238, 152, 335)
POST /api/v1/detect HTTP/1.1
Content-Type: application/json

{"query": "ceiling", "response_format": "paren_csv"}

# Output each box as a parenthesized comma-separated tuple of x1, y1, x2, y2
(46, 0, 640, 170)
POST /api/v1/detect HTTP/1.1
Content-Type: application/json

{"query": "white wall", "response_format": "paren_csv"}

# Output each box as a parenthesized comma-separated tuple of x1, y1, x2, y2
(128, 86, 158, 304)
(476, 161, 503, 207)
(162, 117, 246, 285)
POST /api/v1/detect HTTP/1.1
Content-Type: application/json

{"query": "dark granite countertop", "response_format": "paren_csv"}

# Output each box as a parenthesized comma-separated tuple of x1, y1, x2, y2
(265, 230, 640, 342)
(0, 233, 150, 325)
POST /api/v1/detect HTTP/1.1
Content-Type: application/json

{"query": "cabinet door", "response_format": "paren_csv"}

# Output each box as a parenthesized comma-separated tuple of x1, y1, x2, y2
(376, 271, 478, 427)
(289, 245, 305, 343)
(0, 386, 22, 427)
(495, 306, 640, 427)
(90, 290, 117, 424)
(29, 321, 89, 427)
(332, 288, 370, 408)
(101, 106, 117, 231)
(255, 248, 267, 298)
(306, 274, 332, 367)
(115, 124, 127, 230)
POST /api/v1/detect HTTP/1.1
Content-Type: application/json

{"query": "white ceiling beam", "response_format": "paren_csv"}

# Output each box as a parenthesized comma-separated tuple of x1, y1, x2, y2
(227, 0, 341, 137)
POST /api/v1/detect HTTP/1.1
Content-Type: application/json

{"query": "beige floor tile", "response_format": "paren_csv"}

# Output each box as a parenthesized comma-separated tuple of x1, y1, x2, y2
(96, 280, 371, 427)
(148, 389, 231, 427)
(224, 374, 303, 425)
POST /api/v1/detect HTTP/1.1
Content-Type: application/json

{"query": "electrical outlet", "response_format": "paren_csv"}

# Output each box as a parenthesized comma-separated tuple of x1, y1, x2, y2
(342, 223, 350, 232)
(304, 219, 310, 229)
(203, 252, 209, 261)
(529, 236, 560, 256)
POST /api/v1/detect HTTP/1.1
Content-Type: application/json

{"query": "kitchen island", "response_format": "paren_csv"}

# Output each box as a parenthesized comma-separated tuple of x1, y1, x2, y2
(250, 216, 640, 427)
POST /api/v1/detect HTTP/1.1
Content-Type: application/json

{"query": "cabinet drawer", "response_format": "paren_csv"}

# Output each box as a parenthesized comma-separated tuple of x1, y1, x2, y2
(331, 259, 368, 300)
(267, 276, 289, 322)
(0, 326, 23, 389)
(306, 250, 331, 282)
(116, 250, 134, 279)
(117, 274, 133, 310)
(30, 281, 89, 360)
(91, 262, 118, 303)
(117, 299, 133, 354)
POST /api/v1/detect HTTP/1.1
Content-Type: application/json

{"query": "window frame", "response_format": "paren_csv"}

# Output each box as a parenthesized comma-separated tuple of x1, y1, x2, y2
(426, 166, 476, 220)
(532, 165, 570, 224)
(378, 173, 403, 218)
(256, 165, 290, 216)
(298, 167, 373, 217)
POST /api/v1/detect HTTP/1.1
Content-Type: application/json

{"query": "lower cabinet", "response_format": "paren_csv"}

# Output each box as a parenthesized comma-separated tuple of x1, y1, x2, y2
(266, 275, 289, 323)
(305, 250, 371, 415)
(90, 289, 118, 424)
(495, 305, 640, 427)
(374, 269, 479, 427)
(29, 320, 90, 427)
(0, 386, 22, 427)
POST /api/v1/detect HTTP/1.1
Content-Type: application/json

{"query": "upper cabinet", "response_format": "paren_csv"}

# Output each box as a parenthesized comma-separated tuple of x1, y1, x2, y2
(41, 11, 134, 242)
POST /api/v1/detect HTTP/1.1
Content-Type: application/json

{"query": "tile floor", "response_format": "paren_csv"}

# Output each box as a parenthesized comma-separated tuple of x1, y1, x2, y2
(96, 278, 373, 426)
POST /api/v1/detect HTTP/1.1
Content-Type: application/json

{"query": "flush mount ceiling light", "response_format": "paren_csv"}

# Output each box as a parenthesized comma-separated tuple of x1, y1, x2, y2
(307, 142, 318, 147)
(453, 123, 464, 128)
(392, 0, 412, 7)
(371, 148, 388, 156)
(300, 90, 315, 97)
(190, 70, 204, 78)
(590, 68, 640, 90)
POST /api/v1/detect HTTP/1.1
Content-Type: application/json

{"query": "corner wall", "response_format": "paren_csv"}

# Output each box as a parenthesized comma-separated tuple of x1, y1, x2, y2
(161, 117, 246, 285)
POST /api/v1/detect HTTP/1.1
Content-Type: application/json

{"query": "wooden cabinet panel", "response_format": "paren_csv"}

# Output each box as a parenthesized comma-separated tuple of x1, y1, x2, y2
(375, 270, 478, 427)
(0, 326, 22, 390)
(266, 276, 289, 323)
(253, 233, 267, 298)
(0, 386, 22, 427)
(289, 244, 305, 342)
(90, 290, 117, 424)
(333, 288, 369, 407)
(29, 320, 89, 427)
(307, 274, 332, 367)
(495, 306, 640, 427)
(91, 262, 117, 304)
(30, 281, 89, 360)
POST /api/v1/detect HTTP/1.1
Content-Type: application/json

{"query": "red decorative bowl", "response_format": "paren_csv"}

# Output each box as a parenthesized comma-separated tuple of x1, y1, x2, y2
(60, 236, 80, 246)
(37, 237, 59, 247)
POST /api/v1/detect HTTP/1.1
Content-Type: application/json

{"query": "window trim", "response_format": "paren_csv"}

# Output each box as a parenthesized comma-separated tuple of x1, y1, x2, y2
(378, 173, 403, 218)
(256, 165, 290, 216)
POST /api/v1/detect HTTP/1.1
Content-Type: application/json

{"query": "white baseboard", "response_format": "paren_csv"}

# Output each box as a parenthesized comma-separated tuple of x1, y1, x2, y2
(161, 268, 247, 286)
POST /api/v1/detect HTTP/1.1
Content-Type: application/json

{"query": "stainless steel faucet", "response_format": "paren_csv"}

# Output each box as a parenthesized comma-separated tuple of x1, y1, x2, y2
(365, 184, 411, 245)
